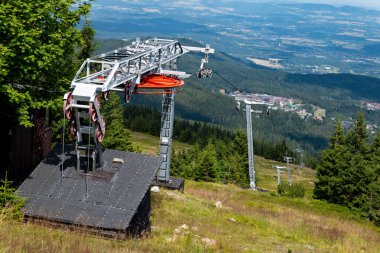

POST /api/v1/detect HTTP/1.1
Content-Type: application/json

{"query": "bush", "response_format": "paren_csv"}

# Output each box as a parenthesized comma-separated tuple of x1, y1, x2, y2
(277, 182, 289, 196)
(0, 176, 25, 220)
(277, 182, 305, 198)
(288, 183, 305, 198)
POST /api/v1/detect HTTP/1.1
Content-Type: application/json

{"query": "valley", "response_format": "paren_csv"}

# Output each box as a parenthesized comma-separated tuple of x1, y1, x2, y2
(90, 1, 380, 78)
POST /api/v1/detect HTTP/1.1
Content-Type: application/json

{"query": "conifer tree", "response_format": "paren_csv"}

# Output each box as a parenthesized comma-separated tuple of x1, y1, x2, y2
(102, 93, 134, 152)
(368, 131, 380, 224)
(372, 131, 380, 167)
(315, 114, 380, 226)
(194, 143, 218, 182)
(342, 112, 372, 209)
(228, 131, 249, 185)
(346, 111, 369, 155)
(314, 118, 346, 203)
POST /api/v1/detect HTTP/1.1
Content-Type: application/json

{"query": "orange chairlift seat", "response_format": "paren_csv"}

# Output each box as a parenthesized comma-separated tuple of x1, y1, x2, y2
(134, 74, 184, 94)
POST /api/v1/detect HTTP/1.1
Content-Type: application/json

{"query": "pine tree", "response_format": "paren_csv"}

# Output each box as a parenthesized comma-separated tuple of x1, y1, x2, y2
(342, 112, 372, 210)
(194, 143, 218, 182)
(368, 131, 380, 224)
(372, 131, 380, 167)
(329, 116, 345, 148)
(315, 114, 380, 226)
(228, 131, 249, 185)
(346, 111, 369, 155)
(314, 118, 347, 203)
(102, 93, 134, 152)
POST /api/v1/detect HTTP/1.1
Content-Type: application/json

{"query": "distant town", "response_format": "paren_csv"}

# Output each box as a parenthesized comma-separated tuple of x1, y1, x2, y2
(334, 117, 379, 135)
(361, 101, 380, 111)
(226, 91, 326, 121)
(225, 91, 379, 134)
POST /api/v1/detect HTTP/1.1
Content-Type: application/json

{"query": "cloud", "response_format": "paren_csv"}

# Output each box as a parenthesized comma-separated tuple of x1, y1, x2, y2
(93, 5, 132, 12)
(142, 8, 160, 13)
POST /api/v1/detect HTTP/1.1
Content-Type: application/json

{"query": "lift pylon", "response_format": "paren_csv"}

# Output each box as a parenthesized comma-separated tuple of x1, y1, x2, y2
(235, 98, 267, 190)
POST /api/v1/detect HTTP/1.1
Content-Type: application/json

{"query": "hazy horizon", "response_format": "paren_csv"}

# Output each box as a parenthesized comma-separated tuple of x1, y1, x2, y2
(239, 0, 380, 10)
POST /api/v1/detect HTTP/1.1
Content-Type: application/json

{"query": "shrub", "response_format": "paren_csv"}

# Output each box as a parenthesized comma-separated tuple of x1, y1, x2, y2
(0, 176, 25, 220)
(277, 182, 289, 196)
(277, 182, 305, 198)
(288, 183, 305, 198)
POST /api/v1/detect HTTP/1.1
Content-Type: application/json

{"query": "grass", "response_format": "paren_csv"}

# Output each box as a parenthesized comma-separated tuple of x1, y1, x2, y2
(1, 181, 379, 252)
(130, 131, 192, 156)
(0, 131, 379, 252)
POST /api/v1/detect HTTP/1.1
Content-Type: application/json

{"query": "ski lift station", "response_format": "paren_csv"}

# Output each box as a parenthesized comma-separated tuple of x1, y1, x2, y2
(18, 38, 214, 238)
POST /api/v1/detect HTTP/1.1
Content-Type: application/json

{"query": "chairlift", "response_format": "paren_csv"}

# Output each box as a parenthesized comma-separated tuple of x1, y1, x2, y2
(196, 53, 213, 78)
(236, 101, 241, 110)
(197, 68, 213, 78)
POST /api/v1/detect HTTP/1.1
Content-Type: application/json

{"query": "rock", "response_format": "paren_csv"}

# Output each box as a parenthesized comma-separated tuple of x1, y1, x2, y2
(201, 237, 216, 246)
(229, 218, 237, 222)
(305, 244, 315, 250)
(166, 235, 177, 242)
(174, 224, 189, 235)
(214, 201, 223, 208)
(112, 158, 124, 164)
(179, 224, 189, 230)
(191, 226, 199, 232)
(151, 226, 159, 231)
(151, 186, 160, 193)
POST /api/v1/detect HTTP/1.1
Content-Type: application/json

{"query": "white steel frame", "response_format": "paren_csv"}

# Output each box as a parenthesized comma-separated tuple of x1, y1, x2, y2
(63, 38, 214, 182)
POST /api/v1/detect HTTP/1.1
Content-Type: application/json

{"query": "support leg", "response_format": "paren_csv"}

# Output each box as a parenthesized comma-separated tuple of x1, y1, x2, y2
(156, 93, 175, 182)
(246, 104, 256, 190)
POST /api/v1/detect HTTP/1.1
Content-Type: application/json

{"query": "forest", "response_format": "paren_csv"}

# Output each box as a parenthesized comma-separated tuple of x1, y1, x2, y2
(314, 113, 380, 226)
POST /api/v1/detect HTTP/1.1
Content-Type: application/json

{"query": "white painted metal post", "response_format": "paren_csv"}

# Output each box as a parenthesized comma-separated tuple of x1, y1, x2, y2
(277, 167, 281, 185)
(286, 158, 292, 185)
(246, 104, 255, 190)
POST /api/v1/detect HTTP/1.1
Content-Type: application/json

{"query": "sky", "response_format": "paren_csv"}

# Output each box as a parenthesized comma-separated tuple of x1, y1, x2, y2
(299, 0, 380, 9)
(298, 0, 380, 9)
(241, 0, 380, 10)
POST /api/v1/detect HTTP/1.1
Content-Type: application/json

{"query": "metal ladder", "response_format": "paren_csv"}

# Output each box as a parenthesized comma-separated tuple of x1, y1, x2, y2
(156, 92, 175, 182)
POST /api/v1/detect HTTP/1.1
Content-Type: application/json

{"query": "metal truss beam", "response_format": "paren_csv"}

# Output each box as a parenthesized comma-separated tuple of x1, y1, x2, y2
(71, 38, 185, 92)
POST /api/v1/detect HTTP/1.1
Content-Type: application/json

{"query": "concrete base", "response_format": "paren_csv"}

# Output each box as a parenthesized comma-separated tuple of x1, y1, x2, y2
(151, 177, 185, 192)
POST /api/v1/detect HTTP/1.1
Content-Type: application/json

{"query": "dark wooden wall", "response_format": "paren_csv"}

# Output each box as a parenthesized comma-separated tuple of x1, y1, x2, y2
(3, 109, 52, 183)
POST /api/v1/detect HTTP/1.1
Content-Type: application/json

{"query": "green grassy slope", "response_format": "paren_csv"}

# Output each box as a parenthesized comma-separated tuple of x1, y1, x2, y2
(4, 181, 379, 253)
(130, 131, 192, 155)
(1, 132, 379, 252)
